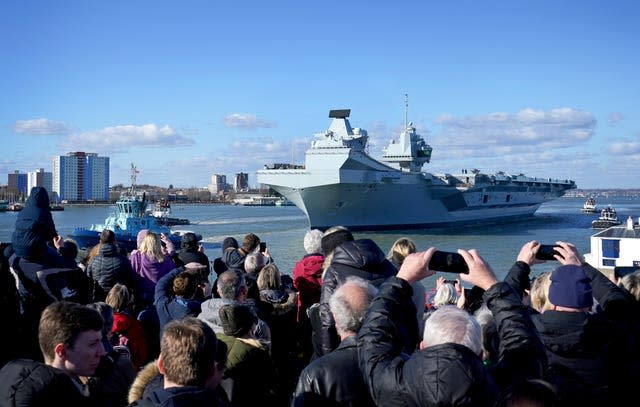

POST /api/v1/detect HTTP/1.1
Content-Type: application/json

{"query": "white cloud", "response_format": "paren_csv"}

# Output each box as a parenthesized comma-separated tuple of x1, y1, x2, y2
(222, 113, 276, 129)
(608, 137, 640, 155)
(61, 124, 195, 153)
(607, 112, 625, 124)
(12, 118, 71, 135)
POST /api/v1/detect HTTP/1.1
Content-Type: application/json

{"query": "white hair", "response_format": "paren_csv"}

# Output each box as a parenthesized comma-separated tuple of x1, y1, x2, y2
(433, 283, 459, 307)
(303, 229, 323, 255)
(423, 305, 482, 356)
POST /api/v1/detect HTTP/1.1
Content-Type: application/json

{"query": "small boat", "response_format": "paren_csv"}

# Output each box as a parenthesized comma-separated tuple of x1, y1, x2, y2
(50, 203, 65, 211)
(0, 200, 7, 212)
(591, 205, 622, 229)
(581, 197, 598, 214)
(148, 199, 190, 226)
(7, 203, 23, 212)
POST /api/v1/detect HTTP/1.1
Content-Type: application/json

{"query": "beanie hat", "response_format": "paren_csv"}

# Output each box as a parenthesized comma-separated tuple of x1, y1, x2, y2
(180, 232, 198, 251)
(321, 228, 354, 256)
(548, 265, 594, 309)
(222, 237, 239, 251)
(219, 304, 256, 337)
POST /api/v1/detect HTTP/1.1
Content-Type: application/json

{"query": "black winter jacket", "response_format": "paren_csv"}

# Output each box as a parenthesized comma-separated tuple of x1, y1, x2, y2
(357, 277, 546, 406)
(0, 359, 90, 407)
(293, 335, 375, 407)
(87, 243, 134, 301)
(317, 239, 398, 356)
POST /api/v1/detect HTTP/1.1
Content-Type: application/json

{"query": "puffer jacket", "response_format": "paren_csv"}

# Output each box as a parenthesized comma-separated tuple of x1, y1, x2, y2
(317, 239, 398, 356)
(293, 335, 375, 407)
(221, 248, 246, 272)
(292, 254, 323, 323)
(87, 243, 133, 301)
(0, 359, 90, 407)
(357, 277, 547, 406)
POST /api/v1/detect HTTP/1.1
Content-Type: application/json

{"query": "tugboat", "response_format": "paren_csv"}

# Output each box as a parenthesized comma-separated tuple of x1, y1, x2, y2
(581, 197, 598, 214)
(591, 205, 622, 229)
(148, 198, 190, 226)
(69, 163, 200, 252)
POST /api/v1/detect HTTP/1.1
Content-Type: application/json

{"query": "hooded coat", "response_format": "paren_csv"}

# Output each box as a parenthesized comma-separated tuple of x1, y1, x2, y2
(292, 253, 324, 323)
(11, 187, 57, 260)
(317, 239, 398, 356)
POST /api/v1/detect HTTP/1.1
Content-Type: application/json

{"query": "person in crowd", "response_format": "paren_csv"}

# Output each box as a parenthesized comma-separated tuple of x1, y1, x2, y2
(292, 229, 324, 363)
(425, 277, 461, 320)
(357, 247, 547, 406)
(58, 238, 81, 269)
(529, 271, 553, 313)
(318, 236, 400, 357)
(132, 230, 175, 259)
(256, 263, 298, 399)
(198, 269, 272, 349)
(213, 237, 238, 276)
(473, 304, 500, 367)
(387, 237, 427, 332)
(243, 251, 267, 301)
(127, 317, 227, 407)
(105, 283, 149, 369)
(216, 303, 276, 406)
(174, 232, 210, 277)
(0, 301, 106, 407)
(222, 233, 263, 272)
(154, 265, 202, 335)
(84, 302, 136, 407)
(87, 229, 134, 302)
(8, 186, 85, 360)
(319, 226, 354, 274)
(293, 276, 377, 407)
(503, 240, 640, 405)
(130, 231, 176, 307)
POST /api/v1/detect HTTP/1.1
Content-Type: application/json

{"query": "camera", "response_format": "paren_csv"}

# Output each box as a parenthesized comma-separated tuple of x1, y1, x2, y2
(614, 266, 639, 279)
(536, 244, 560, 261)
(429, 251, 469, 274)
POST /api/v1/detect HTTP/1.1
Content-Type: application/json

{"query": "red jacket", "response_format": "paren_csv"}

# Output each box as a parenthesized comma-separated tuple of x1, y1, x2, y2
(292, 254, 324, 322)
(112, 311, 148, 370)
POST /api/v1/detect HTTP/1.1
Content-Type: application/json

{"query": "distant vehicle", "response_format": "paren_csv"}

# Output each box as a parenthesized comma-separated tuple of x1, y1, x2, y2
(581, 197, 598, 213)
(591, 205, 622, 229)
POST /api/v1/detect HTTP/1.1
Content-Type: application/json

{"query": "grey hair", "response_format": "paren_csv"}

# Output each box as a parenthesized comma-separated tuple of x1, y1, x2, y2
(244, 252, 266, 275)
(619, 271, 640, 302)
(303, 229, 323, 255)
(423, 305, 482, 356)
(433, 283, 459, 307)
(473, 304, 499, 364)
(217, 270, 246, 300)
(329, 276, 378, 335)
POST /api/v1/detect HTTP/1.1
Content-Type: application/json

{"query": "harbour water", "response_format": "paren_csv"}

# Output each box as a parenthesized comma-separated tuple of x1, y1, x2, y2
(1, 197, 639, 288)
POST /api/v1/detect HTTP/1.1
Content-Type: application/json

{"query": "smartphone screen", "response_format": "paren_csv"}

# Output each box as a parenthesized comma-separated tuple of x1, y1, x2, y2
(429, 251, 469, 274)
(536, 245, 559, 261)
(259, 242, 267, 253)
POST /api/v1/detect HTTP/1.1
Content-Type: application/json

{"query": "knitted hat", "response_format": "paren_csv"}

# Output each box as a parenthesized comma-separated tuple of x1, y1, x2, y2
(180, 232, 198, 250)
(548, 265, 593, 309)
(222, 237, 239, 251)
(321, 228, 354, 256)
(219, 304, 256, 337)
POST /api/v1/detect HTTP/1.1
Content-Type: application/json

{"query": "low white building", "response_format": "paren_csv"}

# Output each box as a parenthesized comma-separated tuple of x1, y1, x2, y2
(585, 215, 640, 271)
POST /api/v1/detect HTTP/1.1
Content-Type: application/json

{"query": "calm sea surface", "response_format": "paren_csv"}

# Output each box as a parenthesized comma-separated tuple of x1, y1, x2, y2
(2, 197, 639, 288)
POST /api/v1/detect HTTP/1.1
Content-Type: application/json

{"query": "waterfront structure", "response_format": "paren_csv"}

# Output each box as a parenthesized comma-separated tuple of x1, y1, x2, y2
(585, 215, 640, 270)
(7, 170, 28, 196)
(208, 173, 228, 195)
(235, 172, 249, 192)
(52, 152, 110, 203)
(27, 168, 53, 199)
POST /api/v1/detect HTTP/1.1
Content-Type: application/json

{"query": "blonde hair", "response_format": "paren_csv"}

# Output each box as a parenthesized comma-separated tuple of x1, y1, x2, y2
(257, 263, 282, 290)
(388, 237, 417, 267)
(139, 232, 165, 263)
(105, 283, 134, 313)
(530, 272, 553, 313)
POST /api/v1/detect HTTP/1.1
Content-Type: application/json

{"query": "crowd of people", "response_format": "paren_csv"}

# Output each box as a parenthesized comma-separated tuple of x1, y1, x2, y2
(1, 186, 639, 406)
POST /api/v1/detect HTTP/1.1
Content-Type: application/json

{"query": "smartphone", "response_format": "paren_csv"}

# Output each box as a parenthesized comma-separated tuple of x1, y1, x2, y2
(614, 266, 639, 279)
(259, 242, 267, 253)
(536, 244, 560, 261)
(429, 251, 469, 274)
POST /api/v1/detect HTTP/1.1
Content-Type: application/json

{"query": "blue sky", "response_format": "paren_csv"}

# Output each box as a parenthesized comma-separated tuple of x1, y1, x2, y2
(1, 1, 638, 189)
